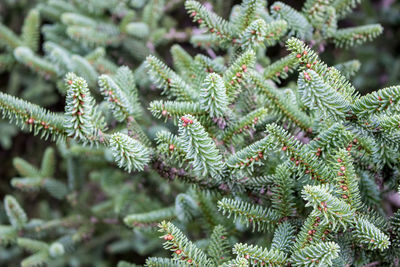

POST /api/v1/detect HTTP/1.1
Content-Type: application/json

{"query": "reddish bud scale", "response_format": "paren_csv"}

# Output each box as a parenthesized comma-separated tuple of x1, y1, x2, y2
(181, 117, 193, 126)
(27, 118, 34, 124)
(273, 5, 281, 11)
(169, 144, 175, 151)
(175, 250, 182, 255)
(68, 80, 73, 85)
(296, 54, 302, 58)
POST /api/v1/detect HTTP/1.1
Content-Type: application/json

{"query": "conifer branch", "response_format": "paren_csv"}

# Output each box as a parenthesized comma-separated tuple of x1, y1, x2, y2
(286, 37, 359, 102)
(21, 9, 40, 52)
(146, 55, 198, 101)
(233, 243, 288, 266)
(200, 73, 229, 119)
(226, 136, 274, 172)
(297, 69, 350, 119)
(109, 133, 151, 172)
(0, 92, 67, 142)
(124, 207, 176, 228)
(224, 50, 256, 102)
(185, 0, 235, 46)
(354, 217, 390, 251)
(263, 54, 299, 83)
(290, 241, 340, 266)
(266, 123, 334, 183)
(332, 24, 383, 48)
(218, 198, 279, 232)
(271, 2, 313, 39)
(158, 221, 213, 266)
(178, 114, 225, 179)
(250, 72, 313, 132)
(302, 184, 355, 230)
(222, 108, 268, 143)
(207, 225, 231, 265)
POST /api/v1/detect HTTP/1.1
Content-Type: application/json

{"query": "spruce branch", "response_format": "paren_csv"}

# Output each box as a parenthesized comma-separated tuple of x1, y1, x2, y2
(0, 23, 22, 49)
(4, 195, 28, 230)
(224, 50, 256, 102)
(222, 108, 268, 143)
(266, 123, 334, 183)
(286, 37, 359, 102)
(333, 59, 361, 79)
(171, 44, 195, 77)
(64, 73, 103, 142)
(113, 66, 143, 118)
(270, 164, 296, 218)
(297, 69, 350, 119)
(178, 114, 225, 179)
(233, 243, 288, 266)
(234, 0, 264, 34)
(351, 86, 400, 119)
(124, 207, 176, 228)
(109, 132, 151, 172)
(145, 257, 190, 267)
(271, 221, 295, 252)
(21, 9, 40, 52)
(98, 74, 137, 122)
(156, 130, 187, 164)
(226, 136, 274, 172)
(332, 24, 383, 48)
(149, 100, 207, 124)
(218, 198, 279, 232)
(302, 184, 355, 230)
(14, 47, 57, 80)
(308, 123, 353, 160)
(0, 92, 67, 142)
(271, 2, 313, 39)
(301, 0, 332, 30)
(332, 149, 363, 210)
(207, 225, 231, 265)
(332, 0, 362, 18)
(200, 73, 229, 119)
(263, 54, 299, 83)
(158, 221, 213, 266)
(146, 55, 198, 101)
(354, 217, 390, 251)
(290, 241, 340, 266)
(175, 193, 198, 223)
(185, 0, 235, 46)
(250, 72, 312, 131)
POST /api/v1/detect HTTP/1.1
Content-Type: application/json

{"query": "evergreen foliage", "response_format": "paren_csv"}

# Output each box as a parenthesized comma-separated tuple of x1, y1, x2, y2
(0, 0, 398, 266)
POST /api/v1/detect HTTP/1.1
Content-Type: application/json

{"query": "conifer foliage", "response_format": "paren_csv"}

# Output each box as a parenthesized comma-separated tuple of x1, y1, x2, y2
(0, 0, 399, 266)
